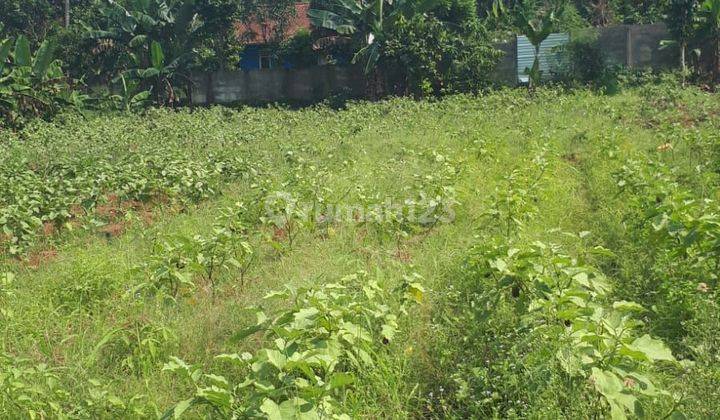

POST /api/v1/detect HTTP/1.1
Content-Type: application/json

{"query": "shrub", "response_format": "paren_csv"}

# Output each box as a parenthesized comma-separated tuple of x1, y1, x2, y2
(382, 16, 502, 96)
(163, 272, 425, 418)
(553, 32, 607, 84)
(0, 34, 84, 128)
(278, 29, 319, 69)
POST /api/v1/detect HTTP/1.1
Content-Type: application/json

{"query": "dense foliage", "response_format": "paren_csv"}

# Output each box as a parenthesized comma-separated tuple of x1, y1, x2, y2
(0, 30, 85, 128)
(309, 0, 503, 95)
(383, 16, 502, 95)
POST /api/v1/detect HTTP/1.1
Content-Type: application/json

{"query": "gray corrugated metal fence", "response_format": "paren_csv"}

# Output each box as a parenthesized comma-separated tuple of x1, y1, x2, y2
(517, 33, 570, 83)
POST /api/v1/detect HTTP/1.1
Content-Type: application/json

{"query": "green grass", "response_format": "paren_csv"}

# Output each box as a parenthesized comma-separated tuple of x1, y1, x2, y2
(1, 85, 719, 418)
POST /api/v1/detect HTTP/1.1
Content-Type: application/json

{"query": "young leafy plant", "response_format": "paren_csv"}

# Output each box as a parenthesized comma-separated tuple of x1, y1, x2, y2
(162, 271, 425, 418)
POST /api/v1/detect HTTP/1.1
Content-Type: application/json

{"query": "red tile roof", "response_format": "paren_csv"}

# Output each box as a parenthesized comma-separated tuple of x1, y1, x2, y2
(234, 2, 312, 45)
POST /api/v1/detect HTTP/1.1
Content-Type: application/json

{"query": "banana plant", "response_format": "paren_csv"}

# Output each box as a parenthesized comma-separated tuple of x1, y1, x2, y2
(87, 0, 202, 106)
(514, 0, 565, 89)
(0, 34, 82, 128)
(111, 74, 152, 111)
(308, 0, 441, 74)
(663, 0, 699, 81)
(117, 41, 191, 105)
(697, 0, 720, 84)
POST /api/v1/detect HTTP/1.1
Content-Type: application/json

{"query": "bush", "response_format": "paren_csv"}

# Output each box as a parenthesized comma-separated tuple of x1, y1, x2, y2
(553, 32, 607, 84)
(0, 34, 85, 129)
(278, 29, 318, 69)
(382, 16, 502, 96)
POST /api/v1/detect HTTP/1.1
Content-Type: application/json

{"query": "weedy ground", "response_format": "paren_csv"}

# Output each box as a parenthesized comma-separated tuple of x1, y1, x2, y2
(0, 84, 719, 418)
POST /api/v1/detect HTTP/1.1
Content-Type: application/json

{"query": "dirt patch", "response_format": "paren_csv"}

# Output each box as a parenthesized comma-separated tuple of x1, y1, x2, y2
(272, 227, 288, 242)
(563, 152, 581, 166)
(140, 210, 154, 225)
(26, 249, 59, 269)
(42, 222, 56, 237)
(100, 222, 126, 239)
(96, 203, 122, 220)
(394, 248, 412, 263)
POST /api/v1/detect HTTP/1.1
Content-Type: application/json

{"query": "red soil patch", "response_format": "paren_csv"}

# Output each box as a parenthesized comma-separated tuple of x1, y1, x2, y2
(394, 248, 412, 263)
(42, 222, 56, 237)
(26, 249, 59, 269)
(140, 210, 154, 225)
(7, 192, 175, 269)
(273, 227, 288, 242)
(100, 222, 126, 238)
(96, 204, 122, 220)
(69, 204, 85, 218)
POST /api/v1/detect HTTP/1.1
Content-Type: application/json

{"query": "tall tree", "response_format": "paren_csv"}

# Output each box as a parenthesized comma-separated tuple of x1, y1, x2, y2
(65, 0, 70, 28)
(665, 0, 699, 77)
(697, 0, 720, 84)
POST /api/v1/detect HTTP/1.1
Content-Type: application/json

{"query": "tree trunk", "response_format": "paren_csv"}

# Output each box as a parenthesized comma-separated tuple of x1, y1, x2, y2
(680, 40, 686, 86)
(64, 0, 70, 28)
(680, 41, 686, 74)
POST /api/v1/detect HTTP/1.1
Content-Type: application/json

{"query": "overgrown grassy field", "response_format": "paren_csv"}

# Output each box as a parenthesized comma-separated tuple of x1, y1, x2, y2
(1, 85, 719, 418)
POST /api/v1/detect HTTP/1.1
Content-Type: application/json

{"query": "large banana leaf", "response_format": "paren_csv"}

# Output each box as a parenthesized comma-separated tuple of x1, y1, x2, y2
(85, 29, 122, 39)
(151, 41, 165, 70)
(335, 0, 363, 14)
(132, 12, 158, 31)
(0, 39, 12, 74)
(32, 40, 57, 80)
(307, 9, 357, 34)
(14, 36, 31, 67)
(129, 35, 148, 48)
(157, 0, 176, 23)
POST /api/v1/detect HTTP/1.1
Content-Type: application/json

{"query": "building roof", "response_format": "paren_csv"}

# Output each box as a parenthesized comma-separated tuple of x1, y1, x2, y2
(234, 2, 311, 45)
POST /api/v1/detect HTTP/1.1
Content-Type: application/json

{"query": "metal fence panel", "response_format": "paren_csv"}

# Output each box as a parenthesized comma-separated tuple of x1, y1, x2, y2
(517, 33, 570, 83)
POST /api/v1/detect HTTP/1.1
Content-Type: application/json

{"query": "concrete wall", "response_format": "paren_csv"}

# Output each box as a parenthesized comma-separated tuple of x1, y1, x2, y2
(191, 65, 365, 105)
(193, 24, 675, 103)
(579, 23, 675, 69)
(490, 40, 517, 86)
(625, 24, 676, 68)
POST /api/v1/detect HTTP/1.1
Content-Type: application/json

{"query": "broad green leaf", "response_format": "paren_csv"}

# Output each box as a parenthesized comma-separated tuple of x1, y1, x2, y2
(381, 324, 396, 341)
(627, 335, 675, 362)
(197, 386, 233, 409)
(293, 307, 319, 328)
(130, 90, 151, 104)
(264, 290, 290, 300)
(32, 40, 56, 80)
(230, 324, 264, 342)
(260, 398, 282, 420)
(0, 39, 12, 74)
(14, 35, 31, 67)
(139, 67, 160, 78)
(556, 346, 583, 376)
(150, 41, 165, 70)
(265, 349, 287, 370)
(591, 368, 623, 396)
(329, 372, 355, 389)
(612, 301, 645, 313)
(163, 398, 195, 419)
(279, 398, 319, 419)
(128, 34, 148, 48)
(407, 282, 425, 303)
(491, 258, 508, 272)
